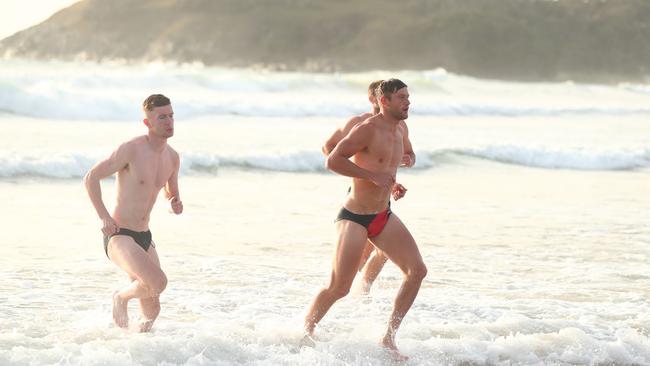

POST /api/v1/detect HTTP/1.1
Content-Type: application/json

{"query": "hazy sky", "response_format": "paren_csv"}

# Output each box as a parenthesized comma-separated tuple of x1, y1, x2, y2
(0, 0, 80, 40)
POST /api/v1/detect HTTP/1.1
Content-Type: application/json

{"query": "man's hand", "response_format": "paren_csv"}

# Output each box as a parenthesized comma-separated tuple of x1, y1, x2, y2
(392, 183, 407, 200)
(169, 196, 183, 214)
(400, 154, 414, 168)
(369, 172, 395, 188)
(101, 216, 118, 236)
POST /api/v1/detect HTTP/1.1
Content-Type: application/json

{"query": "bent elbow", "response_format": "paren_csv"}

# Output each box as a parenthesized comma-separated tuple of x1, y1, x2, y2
(83, 171, 91, 187)
(325, 154, 337, 171)
(321, 145, 330, 157)
(83, 170, 96, 189)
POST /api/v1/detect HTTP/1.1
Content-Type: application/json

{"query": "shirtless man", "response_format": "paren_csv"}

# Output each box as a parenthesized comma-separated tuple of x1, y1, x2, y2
(84, 94, 183, 332)
(305, 79, 427, 360)
(322, 80, 414, 294)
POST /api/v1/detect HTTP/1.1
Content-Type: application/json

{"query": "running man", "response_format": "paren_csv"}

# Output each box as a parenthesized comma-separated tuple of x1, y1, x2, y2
(322, 80, 415, 294)
(305, 79, 427, 360)
(84, 94, 183, 332)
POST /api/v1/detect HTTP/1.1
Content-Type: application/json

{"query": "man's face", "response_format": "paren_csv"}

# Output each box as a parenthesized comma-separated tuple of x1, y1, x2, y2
(385, 87, 410, 120)
(146, 105, 174, 138)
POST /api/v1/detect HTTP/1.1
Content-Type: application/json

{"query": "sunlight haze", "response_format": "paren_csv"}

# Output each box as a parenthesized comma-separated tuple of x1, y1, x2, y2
(0, 0, 79, 40)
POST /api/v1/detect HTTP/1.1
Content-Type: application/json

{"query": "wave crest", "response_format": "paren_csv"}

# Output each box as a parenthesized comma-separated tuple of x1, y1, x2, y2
(1, 146, 647, 179)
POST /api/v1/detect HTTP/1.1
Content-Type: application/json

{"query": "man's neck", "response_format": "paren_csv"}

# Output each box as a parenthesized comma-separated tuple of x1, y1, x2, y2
(146, 134, 167, 152)
(379, 111, 400, 127)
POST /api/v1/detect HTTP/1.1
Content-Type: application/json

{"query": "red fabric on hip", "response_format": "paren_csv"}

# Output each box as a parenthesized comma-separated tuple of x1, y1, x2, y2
(367, 208, 390, 238)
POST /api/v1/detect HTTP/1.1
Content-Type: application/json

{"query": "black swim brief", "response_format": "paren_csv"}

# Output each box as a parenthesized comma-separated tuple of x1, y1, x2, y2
(335, 206, 392, 238)
(103, 228, 153, 259)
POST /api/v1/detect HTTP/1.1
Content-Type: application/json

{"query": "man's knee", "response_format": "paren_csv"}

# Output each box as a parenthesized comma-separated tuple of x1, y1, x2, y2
(328, 283, 352, 300)
(407, 262, 427, 282)
(149, 273, 167, 295)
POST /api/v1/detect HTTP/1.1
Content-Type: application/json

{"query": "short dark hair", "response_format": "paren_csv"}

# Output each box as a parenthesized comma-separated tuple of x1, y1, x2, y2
(367, 80, 383, 98)
(143, 94, 171, 111)
(376, 79, 408, 100)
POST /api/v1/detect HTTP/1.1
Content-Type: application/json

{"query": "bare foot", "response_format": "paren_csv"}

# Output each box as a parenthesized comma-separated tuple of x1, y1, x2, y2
(385, 348, 409, 362)
(299, 333, 316, 348)
(112, 291, 128, 328)
(139, 318, 155, 332)
(382, 336, 409, 362)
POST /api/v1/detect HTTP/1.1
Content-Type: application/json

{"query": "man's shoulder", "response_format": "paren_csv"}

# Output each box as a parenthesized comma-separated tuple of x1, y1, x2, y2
(166, 144, 180, 158)
(164, 144, 180, 165)
(349, 117, 379, 137)
(364, 114, 384, 126)
(113, 135, 144, 154)
(355, 112, 375, 121)
(122, 135, 147, 147)
(346, 112, 374, 127)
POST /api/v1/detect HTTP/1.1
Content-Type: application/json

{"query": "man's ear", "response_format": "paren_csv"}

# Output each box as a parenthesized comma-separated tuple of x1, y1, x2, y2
(143, 118, 151, 128)
(380, 95, 388, 107)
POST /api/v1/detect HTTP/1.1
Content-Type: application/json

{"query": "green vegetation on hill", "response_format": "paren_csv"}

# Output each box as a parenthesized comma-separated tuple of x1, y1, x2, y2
(2, 0, 649, 82)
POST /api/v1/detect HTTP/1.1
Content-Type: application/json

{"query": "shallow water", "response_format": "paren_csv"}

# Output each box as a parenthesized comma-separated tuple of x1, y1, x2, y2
(1, 61, 650, 365)
(2, 161, 649, 365)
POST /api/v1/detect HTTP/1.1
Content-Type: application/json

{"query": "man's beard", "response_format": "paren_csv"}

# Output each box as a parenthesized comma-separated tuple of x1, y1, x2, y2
(390, 108, 408, 120)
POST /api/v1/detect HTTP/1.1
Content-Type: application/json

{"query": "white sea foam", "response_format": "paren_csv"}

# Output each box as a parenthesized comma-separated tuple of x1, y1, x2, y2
(0, 152, 97, 179)
(1, 146, 647, 179)
(443, 145, 650, 171)
(2, 256, 649, 366)
(1, 59, 649, 120)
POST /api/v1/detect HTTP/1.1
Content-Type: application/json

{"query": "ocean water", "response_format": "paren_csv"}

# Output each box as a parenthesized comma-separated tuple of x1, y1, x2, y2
(1, 60, 649, 365)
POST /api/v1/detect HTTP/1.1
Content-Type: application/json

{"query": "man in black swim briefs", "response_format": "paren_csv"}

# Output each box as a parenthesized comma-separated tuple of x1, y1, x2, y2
(84, 94, 183, 332)
(304, 79, 427, 361)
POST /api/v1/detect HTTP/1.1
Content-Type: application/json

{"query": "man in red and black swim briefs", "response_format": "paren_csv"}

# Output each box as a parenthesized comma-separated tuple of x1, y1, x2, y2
(303, 79, 428, 361)
(321, 79, 412, 294)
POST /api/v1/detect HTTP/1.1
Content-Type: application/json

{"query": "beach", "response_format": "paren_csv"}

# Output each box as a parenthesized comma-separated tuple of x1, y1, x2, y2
(1, 60, 649, 365)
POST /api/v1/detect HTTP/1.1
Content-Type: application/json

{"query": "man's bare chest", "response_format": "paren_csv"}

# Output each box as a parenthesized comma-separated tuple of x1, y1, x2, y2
(126, 155, 172, 189)
(368, 131, 404, 166)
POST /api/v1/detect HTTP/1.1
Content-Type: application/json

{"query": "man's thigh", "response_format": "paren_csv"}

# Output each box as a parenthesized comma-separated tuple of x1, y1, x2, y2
(332, 220, 370, 282)
(128, 242, 162, 282)
(369, 214, 424, 273)
(108, 236, 164, 283)
(146, 241, 161, 267)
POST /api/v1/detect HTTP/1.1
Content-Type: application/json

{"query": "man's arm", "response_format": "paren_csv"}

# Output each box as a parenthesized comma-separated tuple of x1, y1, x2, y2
(327, 124, 394, 188)
(165, 151, 183, 214)
(322, 116, 365, 156)
(322, 129, 345, 156)
(83, 142, 132, 235)
(400, 121, 416, 167)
